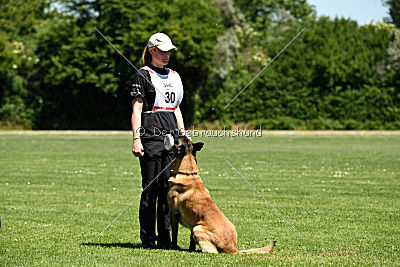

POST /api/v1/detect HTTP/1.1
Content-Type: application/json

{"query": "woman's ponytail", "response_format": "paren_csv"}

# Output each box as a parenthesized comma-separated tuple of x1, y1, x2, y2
(140, 45, 152, 67)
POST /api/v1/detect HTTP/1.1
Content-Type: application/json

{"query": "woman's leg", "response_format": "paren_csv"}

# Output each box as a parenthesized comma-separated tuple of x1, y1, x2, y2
(156, 151, 174, 249)
(139, 156, 159, 248)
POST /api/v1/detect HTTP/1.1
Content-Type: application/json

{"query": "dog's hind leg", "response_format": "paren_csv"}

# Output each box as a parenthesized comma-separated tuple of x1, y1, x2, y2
(193, 225, 218, 253)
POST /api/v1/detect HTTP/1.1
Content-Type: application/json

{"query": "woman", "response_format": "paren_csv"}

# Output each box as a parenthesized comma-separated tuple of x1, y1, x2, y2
(130, 32, 186, 249)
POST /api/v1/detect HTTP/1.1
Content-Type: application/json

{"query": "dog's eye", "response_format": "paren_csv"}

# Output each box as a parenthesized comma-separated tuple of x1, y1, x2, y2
(177, 146, 184, 154)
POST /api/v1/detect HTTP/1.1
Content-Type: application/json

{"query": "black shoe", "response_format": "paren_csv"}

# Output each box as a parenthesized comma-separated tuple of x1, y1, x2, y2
(141, 242, 157, 249)
(157, 240, 172, 250)
(171, 244, 182, 251)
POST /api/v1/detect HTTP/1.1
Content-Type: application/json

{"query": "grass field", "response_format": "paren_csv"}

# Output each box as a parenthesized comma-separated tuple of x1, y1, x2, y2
(1, 131, 399, 266)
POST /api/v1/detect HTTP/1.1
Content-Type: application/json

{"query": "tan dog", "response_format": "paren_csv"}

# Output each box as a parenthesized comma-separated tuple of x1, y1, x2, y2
(167, 136, 276, 253)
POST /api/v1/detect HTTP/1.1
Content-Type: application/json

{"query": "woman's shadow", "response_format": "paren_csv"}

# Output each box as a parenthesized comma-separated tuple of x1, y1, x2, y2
(81, 242, 200, 252)
(81, 242, 142, 249)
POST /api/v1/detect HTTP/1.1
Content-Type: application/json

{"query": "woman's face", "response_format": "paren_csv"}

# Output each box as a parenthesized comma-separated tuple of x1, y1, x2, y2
(150, 47, 171, 67)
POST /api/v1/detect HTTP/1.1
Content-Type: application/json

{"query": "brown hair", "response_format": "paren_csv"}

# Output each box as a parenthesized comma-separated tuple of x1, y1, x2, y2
(140, 45, 153, 67)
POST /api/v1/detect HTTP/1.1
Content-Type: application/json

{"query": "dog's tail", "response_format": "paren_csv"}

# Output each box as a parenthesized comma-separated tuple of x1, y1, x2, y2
(238, 241, 276, 254)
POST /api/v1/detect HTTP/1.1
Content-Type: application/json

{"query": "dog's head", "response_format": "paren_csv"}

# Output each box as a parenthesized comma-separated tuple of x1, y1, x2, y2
(171, 135, 204, 175)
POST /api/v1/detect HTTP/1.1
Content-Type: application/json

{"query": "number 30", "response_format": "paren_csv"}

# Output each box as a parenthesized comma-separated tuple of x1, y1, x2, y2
(165, 92, 176, 103)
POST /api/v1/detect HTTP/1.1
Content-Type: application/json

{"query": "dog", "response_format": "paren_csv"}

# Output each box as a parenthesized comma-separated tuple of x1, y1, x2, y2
(167, 136, 276, 253)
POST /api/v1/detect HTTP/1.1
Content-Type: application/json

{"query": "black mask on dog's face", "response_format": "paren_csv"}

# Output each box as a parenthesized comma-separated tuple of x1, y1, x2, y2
(170, 136, 204, 175)
(174, 136, 204, 159)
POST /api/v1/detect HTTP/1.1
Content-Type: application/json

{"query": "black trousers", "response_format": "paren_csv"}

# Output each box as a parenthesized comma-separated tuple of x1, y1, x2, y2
(138, 151, 173, 246)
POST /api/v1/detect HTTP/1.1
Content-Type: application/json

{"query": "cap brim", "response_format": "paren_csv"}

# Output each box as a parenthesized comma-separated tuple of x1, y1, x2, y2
(157, 44, 177, 51)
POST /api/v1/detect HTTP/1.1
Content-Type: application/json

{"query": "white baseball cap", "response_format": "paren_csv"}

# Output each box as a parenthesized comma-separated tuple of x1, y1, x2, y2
(148, 32, 177, 51)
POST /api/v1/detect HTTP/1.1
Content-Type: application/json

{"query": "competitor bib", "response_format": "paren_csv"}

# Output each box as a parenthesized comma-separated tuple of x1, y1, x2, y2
(142, 66, 183, 113)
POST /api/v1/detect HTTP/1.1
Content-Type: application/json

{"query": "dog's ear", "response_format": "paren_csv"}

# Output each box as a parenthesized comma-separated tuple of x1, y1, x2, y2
(192, 142, 204, 161)
(192, 142, 204, 152)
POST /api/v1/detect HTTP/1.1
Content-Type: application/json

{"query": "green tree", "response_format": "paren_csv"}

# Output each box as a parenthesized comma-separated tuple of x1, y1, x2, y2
(203, 0, 310, 123)
(203, 13, 399, 129)
(383, 0, 400, 28)
(0, 0, 52, 127)
(233, 0, 314, 30)
(31, 0, 223, 129)
(387, 28, 400, 71)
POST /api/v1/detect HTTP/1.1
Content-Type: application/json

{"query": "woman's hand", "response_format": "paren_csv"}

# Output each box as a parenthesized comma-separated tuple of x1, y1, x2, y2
(131, 97, 144, 157)
(132, 138, 144, 157)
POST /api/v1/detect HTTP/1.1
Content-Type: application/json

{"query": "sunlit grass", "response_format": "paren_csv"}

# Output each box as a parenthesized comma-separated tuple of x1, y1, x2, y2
(1, 131, 399, 266)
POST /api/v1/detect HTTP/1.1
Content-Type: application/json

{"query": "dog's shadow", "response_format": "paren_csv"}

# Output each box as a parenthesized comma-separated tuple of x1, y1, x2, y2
(81, 242, 201, 253)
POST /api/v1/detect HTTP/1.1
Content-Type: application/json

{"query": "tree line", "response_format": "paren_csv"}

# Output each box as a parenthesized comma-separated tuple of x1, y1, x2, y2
(0, 0, 399, 130)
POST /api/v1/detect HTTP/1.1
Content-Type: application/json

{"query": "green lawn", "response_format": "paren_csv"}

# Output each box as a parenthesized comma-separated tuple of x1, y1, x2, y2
(1, 131, 399, 266)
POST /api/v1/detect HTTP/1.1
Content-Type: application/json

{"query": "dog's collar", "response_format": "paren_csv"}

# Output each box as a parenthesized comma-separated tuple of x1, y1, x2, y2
(173, 171, 198, 176)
